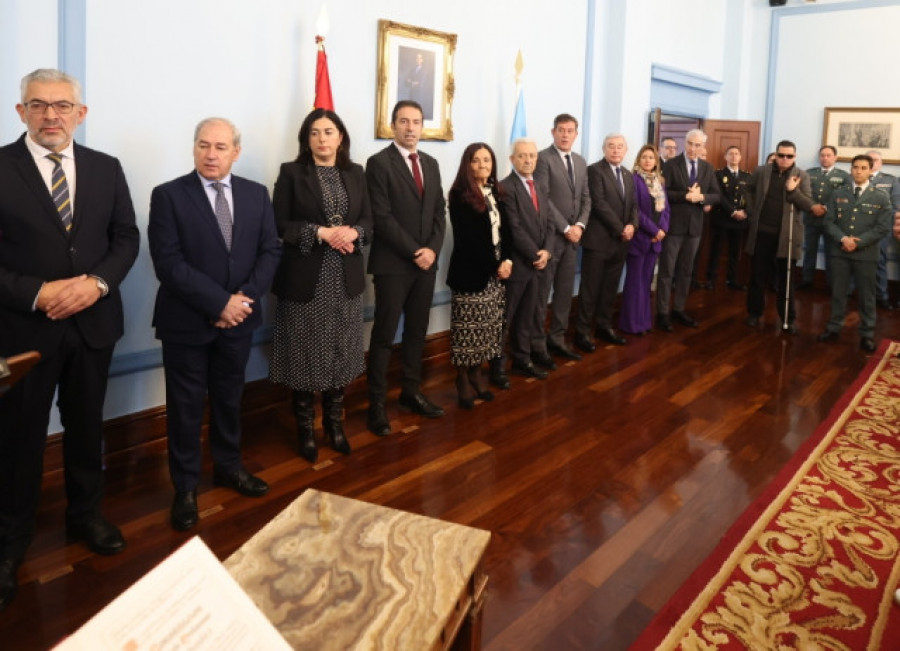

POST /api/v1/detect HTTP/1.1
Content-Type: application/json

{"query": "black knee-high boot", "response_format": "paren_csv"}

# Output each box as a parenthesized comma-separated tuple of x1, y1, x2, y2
(322, 388, 351, 455)
(292, 390, 317, 463)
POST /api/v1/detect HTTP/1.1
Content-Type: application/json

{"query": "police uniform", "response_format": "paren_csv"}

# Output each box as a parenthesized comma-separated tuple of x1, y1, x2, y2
(802, 166, 849, 286)
(706, 167, 751, 287)
(870, 170, 899, 303)
(822, 183, 892, 339)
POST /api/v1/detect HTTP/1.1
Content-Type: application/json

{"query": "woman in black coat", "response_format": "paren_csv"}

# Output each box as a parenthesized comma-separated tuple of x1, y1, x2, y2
(269, 109, 372, 462)
(446, 143, 512, 407)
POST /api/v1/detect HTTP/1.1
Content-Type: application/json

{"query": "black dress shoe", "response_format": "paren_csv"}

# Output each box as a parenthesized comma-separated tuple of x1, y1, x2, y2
(573, 333, 596, 353)
(489, 372, 510, 390)
(171, 490, 198, 531)
(510, 361, 548, 379)
(783, 322, 799, 335)
(861, 337, 877, 353)
(656, 314, 673, 332)
(726, 281, 747, 291)
(399, 392, 445, 418)
(0, 558, 20, 612)
(876, 298, 893, 311)
(531, 351, 557, 370)
(796, 281, 813, 290)
(697, 281, 713, 290)
(596, 327, 626, 345)
(66, 514, 126, 556)
(672, 311, 699, 328)
(213, 467, 269, 498)
(367, 402, 391, 436)
(744, 315, 760, 328)
(817, 330, 839, 342)
(547, 341, 581, 361)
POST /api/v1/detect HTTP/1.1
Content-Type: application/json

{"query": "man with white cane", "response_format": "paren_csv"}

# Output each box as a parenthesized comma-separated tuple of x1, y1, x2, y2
(743, 140, 814, 333)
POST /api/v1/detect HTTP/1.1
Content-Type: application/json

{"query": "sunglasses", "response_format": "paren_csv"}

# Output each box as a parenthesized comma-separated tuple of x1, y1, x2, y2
(775, 153, 795, 159)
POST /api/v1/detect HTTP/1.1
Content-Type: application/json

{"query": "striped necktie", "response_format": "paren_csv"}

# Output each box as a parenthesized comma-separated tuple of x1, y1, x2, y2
(211, 182, 233, 250)
(47, 153, 73, 232)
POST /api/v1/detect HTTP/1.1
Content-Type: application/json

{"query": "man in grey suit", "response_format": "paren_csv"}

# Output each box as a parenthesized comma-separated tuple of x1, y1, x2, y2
(657, 128, 720, 331)
(532, 113, 590, 363)
(366, 100, 446, 436)
(573, 133, 637, 352)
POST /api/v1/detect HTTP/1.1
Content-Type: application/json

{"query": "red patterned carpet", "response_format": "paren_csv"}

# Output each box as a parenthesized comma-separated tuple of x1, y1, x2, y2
(633, 341, 900, 650)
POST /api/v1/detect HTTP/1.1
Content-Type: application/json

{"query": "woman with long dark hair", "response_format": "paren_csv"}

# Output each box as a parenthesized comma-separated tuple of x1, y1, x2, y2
(269, 109, 372, 462)
(446, 143, 512, 407)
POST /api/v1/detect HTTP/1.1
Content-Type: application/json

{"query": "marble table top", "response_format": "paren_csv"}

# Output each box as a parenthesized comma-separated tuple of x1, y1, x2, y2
(224, 489, 491, 650)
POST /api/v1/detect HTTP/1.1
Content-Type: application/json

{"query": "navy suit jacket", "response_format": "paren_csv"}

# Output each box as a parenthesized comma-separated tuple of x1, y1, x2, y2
(662, 153, 720, 237)
(582, 159, 639, 253)
(0, 134, 139, 358)
(148, 171, 281, 344)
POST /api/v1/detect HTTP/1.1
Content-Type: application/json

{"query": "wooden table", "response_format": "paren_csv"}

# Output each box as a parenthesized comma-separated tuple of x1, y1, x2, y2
(224, 489, 490, 650)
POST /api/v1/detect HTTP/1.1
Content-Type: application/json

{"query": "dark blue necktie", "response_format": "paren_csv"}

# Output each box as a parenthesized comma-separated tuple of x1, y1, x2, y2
(689, 159, 697, 185)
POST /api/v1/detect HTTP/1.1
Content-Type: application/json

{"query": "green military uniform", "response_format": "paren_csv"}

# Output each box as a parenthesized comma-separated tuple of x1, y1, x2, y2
(802, 166, 850, 285)
(823, 183, 892, 338)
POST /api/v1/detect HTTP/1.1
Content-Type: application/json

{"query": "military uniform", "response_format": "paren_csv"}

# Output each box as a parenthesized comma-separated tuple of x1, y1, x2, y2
(822, 183, 892, 339)
(870, 171, 900, 303)
(706, 167, 751, 287)
(802, 166, 849, 286)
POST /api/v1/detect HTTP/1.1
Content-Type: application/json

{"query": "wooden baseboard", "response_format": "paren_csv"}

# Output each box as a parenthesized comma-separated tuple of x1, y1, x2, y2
(42, 330, 454, 474)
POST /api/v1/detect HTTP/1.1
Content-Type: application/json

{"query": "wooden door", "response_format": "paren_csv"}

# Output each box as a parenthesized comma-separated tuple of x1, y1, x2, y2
(695, 119, 761, 286)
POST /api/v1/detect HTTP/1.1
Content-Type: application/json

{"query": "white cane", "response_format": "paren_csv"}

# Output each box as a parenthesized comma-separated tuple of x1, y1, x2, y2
(783, 203, 794, 331)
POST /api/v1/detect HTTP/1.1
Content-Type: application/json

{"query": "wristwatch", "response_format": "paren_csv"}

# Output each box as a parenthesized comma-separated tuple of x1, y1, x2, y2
(91, 275, 109, 297)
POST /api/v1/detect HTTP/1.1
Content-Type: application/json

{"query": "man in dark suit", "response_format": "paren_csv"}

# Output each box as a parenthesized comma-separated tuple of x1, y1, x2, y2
(574, 133, 638, 352)
(366, 100, 446, 436)
(0, 69, 139, 610)
(498, 138, 554, 380)
(657, 128, 720, 330)
(148, 117, 280, 531)
(704, 145, 751, 290)
(532, 113, 591, 364)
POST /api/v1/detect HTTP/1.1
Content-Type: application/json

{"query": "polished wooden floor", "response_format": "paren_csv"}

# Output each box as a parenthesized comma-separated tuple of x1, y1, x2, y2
(1, 279, 896, 650)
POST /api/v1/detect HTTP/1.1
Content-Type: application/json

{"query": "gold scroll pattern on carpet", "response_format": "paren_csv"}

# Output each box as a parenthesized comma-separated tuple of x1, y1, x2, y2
(671, 347, 900, 650)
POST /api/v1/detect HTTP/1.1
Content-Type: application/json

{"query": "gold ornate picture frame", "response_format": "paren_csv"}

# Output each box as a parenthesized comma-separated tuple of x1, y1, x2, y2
(823, 107, 900, 164)
(374, 20, 456, 141)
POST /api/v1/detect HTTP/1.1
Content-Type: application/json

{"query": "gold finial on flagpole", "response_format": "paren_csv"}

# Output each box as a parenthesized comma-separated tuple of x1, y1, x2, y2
(514, 50, 524, 86)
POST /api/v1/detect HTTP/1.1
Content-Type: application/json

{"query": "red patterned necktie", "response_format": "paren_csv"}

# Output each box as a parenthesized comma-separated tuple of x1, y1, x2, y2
(408, 153, 424, 197)
(526, 179, 539, 210)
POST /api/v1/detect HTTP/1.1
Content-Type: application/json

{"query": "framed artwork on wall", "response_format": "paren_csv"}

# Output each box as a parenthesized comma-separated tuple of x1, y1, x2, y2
(374, 20, 456, 141)
(823, 107, 900, 164)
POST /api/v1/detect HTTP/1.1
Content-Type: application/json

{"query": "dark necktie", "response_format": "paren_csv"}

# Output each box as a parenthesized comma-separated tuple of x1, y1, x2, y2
(689, 159, 697, 185)
(615, 166, 624, 198)
(526, 179, 539, 211)
(409, 152, 424, 197)
(47, 153, 73, 232)
(565, 154, 575, 188)
(211, 182, 233, 250)
(854, 186, 862, 199)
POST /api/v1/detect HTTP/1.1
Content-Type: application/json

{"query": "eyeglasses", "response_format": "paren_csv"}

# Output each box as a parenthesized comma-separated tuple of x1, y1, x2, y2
(776, 152, 795, 159)
(23, 100, 79, 115)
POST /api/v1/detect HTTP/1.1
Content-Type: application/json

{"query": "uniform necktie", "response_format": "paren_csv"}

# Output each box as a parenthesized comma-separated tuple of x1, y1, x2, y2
(615, 166, 624, 198)
(854, 186, 862, 199)
(47, 153, 73, 232)
(565, 153, 575, 187)
(211, 182, 233, 250)
(408, 152, 424, 196)
(526, 179, 539, 211)
(689, 159, 697, 185)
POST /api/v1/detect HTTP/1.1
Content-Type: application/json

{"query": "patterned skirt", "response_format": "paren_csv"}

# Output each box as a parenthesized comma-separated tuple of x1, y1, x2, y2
(450, 276, 505, 367)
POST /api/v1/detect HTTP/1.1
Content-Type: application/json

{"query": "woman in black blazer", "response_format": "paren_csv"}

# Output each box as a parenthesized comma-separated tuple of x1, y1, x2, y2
(446, 143, 512, 407)
(269, 109, 372, 462)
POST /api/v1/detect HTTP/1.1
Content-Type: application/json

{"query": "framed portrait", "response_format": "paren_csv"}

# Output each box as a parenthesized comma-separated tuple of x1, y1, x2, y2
(823, 107, 900, 164)
(374, 20, 456, 141)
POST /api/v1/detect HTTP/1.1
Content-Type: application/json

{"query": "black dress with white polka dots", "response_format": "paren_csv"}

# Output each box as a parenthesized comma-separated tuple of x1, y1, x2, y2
(269, 166, 366, 391)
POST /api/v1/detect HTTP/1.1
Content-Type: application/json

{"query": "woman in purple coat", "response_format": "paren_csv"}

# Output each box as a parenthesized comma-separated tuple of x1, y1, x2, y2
(619, 144, 670, 334)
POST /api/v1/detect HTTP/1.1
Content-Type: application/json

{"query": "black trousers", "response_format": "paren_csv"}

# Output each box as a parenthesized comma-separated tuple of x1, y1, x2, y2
(747, 231, 796, 323)
(162, 334, 252, 492)
(576, 245, 626, 335)
(0, 321, 113, 561)
(367, 271, 436, 401)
